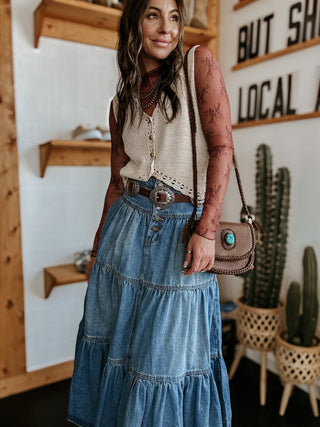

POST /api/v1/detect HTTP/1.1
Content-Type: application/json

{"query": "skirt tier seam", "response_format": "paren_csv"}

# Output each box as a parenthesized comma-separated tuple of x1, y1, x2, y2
(80, 336, 223, 383)
(83, 334, 110, 343)
(127, 366, 213, 383)
(94, 261, 214, 292)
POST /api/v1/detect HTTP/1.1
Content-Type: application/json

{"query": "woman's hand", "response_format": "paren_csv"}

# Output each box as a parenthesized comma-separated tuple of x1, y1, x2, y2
(86, 257, 96, 282)
(183, 234, 215, 276)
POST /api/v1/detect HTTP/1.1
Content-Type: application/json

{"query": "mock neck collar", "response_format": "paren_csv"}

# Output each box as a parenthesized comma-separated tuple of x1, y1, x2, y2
(141, 66, 162, 84)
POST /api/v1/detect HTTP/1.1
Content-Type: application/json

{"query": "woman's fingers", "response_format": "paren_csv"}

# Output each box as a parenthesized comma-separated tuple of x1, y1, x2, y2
(202, 259, 215, 272)
(184, 249, 211, 276)
(184, 255, 209, 276)
(185, 255, 201, 276)
(183, 234, 215, 276)
(183, 249, 193, 270)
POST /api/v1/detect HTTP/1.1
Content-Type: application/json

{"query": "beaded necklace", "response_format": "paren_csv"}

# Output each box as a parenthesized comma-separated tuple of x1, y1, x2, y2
(140, 76, 162, 110)
(140, 75, 161, 99)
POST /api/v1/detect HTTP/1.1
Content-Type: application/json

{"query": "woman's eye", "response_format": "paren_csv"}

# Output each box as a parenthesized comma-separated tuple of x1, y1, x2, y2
(171, 14, 179, 21)
(147, 13, 158, 19)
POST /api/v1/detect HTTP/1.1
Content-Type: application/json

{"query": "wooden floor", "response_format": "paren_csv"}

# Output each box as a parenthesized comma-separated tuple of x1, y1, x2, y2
(0, 357, 318, 426)
(230, 358, 319, 427)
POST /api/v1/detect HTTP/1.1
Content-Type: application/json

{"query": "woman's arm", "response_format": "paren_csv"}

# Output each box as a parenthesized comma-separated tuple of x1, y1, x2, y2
(194, 45, 234, 239)
(90, 101, 130, 258)
(184, 45, 234, 275)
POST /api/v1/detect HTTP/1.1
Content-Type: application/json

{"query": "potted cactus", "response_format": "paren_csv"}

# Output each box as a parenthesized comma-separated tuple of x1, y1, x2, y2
(242, 144, 290, 309)
(229, 144, 290, 406)
(275, 246, 320, 417)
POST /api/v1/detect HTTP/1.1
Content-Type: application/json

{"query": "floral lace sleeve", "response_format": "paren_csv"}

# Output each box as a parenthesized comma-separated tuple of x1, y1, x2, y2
(193, 45, 234, 240)
(91, 101, 129, 257)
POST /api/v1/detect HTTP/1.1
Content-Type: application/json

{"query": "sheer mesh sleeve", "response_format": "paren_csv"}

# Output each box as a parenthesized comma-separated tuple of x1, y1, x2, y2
(91, 101, 130, 257)
(193, 45, 234, 240)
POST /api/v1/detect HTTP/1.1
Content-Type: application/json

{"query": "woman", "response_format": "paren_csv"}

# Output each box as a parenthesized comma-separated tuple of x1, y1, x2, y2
(68, 0, 233, 425)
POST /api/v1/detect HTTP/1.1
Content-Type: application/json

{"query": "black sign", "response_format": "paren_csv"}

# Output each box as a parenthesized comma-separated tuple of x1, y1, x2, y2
(237, 0, 320, 63)
(238, 74, 297, 122)
(235, 0, 320, 123)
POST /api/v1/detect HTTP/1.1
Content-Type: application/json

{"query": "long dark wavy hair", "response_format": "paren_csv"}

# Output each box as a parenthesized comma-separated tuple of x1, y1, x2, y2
(116, 0, 186, 134)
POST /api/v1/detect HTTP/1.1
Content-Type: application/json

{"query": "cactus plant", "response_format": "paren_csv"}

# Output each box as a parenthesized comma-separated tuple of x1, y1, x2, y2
(286, 247, 319, 347)
(302, 246, 319, 346)
(242, 144, 291, 308)
(286, 281, 301, 344)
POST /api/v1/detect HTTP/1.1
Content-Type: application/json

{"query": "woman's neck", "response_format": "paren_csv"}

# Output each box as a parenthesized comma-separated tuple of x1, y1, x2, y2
(141, 66, 161, 88)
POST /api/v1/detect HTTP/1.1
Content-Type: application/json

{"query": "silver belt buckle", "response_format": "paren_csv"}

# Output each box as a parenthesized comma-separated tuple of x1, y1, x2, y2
(150, 185, 175, 209)
(126, 179, 139, 197)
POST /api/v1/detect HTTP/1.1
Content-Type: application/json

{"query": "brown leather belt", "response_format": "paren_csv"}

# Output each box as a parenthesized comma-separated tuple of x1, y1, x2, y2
(126, 179, 191, 209)
(138, 187, 191, 202)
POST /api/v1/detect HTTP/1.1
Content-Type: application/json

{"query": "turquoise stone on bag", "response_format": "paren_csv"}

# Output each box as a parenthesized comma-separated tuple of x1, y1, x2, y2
(225, 232, 235, 245)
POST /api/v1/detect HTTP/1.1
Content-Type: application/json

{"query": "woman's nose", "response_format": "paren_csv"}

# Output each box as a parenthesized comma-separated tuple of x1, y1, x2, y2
(158, 18, 170, 33)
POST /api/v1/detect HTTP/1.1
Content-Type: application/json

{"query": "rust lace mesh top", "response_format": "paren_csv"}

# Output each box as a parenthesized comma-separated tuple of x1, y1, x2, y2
(91, 45, 234, 256)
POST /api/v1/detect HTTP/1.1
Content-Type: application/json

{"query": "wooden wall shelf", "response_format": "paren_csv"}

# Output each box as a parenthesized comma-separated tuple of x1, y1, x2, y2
(184, 26, 217, 49)
(34, 0, 120, 49)
(233, 0, 257, 11)
(44, 263, 86, 298)
(39, 139, 111, 177)
(232, 111, 320, 129)
(232, 36, 320, 71)
(34, 0, 217, 50)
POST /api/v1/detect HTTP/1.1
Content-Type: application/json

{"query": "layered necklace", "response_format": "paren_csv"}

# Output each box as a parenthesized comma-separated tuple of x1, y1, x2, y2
(140, 75, 162, 110)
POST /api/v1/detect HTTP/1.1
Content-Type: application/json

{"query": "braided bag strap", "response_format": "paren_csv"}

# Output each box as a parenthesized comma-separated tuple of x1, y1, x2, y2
(183, 48, 253, 223)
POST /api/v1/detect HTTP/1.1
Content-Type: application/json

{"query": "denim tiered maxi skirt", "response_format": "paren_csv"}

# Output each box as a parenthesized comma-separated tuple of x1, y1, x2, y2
(67, 178, 231, 427)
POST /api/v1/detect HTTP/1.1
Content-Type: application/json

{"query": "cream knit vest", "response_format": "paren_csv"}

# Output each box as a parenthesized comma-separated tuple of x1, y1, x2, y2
(113, 45, 209, 203)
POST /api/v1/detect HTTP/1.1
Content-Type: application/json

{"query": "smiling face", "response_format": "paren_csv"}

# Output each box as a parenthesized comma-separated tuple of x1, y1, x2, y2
(140, 0, 180, 72)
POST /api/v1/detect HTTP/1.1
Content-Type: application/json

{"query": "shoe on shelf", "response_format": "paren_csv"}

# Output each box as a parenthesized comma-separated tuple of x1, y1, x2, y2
(111, 1, 124, 10)
(190, 0, 208, 30)
(96, 126, 111, 141)
(91, 1, 109, 6)
(71, 125, 103, 141)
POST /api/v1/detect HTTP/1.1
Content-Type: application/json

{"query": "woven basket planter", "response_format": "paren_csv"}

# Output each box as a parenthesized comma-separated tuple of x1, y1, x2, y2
(228, 298, 285, 406)
(274, 332, 320, 416)
(275, 333, 320, 385)
(235, 298, 285, 352)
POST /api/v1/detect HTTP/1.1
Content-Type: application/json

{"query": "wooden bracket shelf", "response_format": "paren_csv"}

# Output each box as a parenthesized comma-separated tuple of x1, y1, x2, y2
(34, 0, 217, 50)
(39, 139, 111, 177)
(233, 0, 257, 11)
(232, 36, 320, 70)
(183, 26, 217, 50)
(44, 263, 86, 298)
(34, 0, 120, 49)
(232, 111, 320, 129)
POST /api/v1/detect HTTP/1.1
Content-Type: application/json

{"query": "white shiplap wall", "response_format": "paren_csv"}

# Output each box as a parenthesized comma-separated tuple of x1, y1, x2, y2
(12, 0, 117, 371)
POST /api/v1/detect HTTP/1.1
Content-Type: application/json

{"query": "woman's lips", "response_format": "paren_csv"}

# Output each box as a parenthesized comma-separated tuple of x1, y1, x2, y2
(152, 39, 170, 47)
